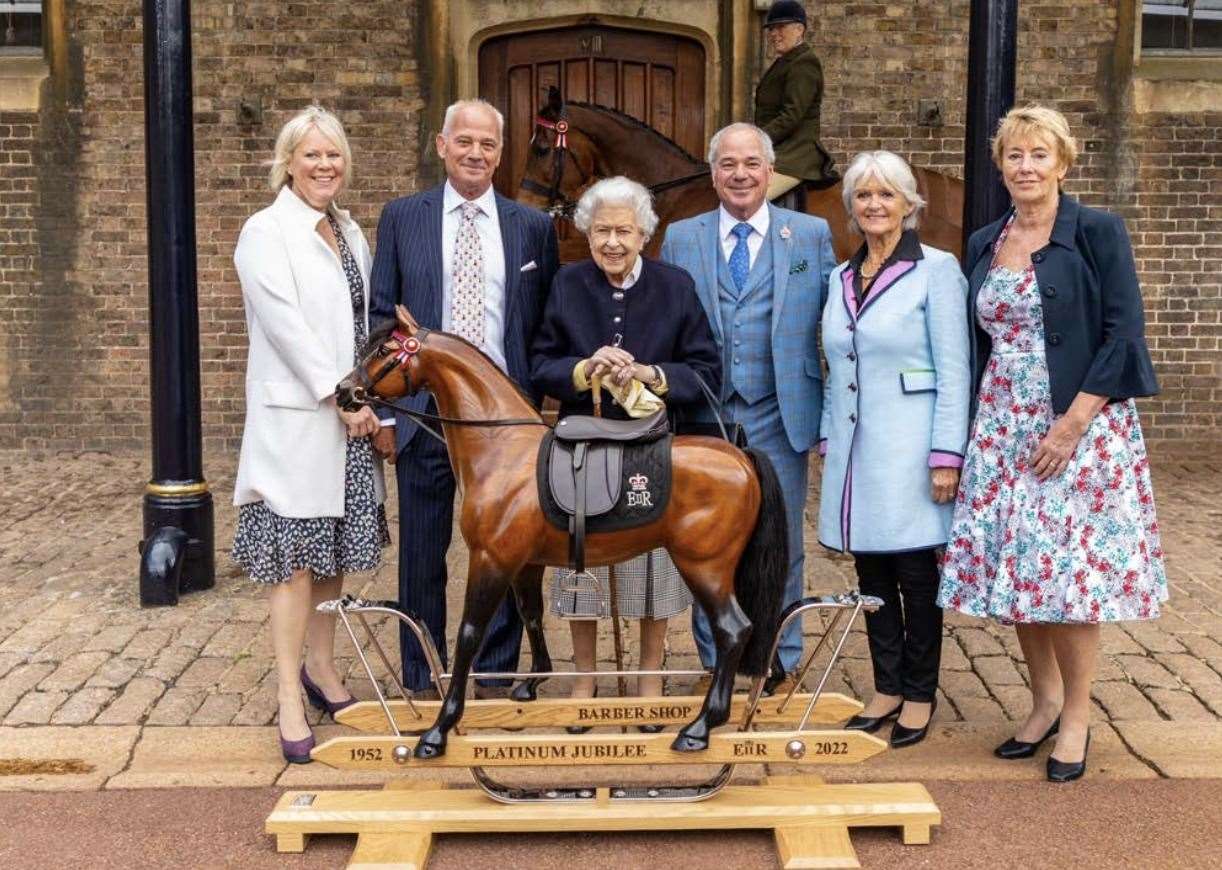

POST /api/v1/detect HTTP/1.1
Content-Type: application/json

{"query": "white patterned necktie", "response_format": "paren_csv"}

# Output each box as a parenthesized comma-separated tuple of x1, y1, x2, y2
(450, 201, 485, 346)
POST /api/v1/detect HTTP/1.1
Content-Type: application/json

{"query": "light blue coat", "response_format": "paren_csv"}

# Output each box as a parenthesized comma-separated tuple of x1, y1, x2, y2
(660, 204, 836, 452)
(817, 240, 970, 553)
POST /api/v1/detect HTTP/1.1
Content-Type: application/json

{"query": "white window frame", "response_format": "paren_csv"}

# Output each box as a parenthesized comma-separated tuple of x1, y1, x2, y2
(1, 1, 44, 57)
(1140, 1, 1222, 56)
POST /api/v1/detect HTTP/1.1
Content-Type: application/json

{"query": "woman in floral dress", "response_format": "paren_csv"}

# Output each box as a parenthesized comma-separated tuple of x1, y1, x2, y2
(938, 106, 1166, 782)
(233, 107, 389, 763)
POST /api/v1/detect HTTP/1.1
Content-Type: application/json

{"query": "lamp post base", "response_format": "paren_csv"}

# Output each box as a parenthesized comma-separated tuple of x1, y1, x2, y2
(140, 488, 215, 606)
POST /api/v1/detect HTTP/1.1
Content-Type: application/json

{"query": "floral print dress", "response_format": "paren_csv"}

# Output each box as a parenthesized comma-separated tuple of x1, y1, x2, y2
(937, 224, 1167, 624)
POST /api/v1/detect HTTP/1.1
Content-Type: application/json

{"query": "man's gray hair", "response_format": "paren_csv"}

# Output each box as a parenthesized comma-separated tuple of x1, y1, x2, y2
(441, 99, 505, 139)
(706, 122, 775, 166)
(840, 150, 926, 232)
(573, 176, 659, 240)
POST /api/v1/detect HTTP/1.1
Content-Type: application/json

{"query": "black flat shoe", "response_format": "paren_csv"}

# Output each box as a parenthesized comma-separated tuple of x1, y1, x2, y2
(995, 716, 1061, 760)
(889, 698, 937, 749)
(1047, 731, 1090, 782)
(844, 703, 903, 734)
(636, 723, 665, 734)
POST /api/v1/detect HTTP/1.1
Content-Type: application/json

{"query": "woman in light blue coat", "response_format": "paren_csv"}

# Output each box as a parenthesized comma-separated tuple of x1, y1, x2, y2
(817, 151, 970, 748)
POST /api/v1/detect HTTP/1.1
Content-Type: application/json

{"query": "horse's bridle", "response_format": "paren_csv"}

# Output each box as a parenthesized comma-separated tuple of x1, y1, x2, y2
(347, 327, 547, 441)
(519, 115, 581, 218)
(519, 112, 711, 220)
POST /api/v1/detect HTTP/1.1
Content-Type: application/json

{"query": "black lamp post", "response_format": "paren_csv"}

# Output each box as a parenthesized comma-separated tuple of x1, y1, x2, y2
(138, 0, 214, 605)
(962, 0, 1019, 249)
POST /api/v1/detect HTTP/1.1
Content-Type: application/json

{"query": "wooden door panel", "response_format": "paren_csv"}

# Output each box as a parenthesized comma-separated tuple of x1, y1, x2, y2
(480, 25, 706, 201)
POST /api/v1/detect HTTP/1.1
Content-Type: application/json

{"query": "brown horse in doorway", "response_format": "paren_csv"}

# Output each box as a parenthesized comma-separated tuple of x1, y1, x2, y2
(515, 87, 964, 262)
(335, 306, 789, 759)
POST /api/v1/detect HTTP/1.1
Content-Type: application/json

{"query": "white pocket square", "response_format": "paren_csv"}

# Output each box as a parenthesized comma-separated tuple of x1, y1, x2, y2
(520, 260, 538, 272)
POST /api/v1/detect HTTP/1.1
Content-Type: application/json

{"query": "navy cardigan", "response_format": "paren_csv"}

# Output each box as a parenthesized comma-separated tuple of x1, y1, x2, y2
(530, 257, 721, 421)
(964, 194, 1159, 418)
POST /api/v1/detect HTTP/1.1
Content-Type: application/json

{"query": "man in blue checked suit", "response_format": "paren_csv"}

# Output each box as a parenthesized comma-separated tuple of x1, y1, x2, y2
(369, 99, 559, 697)
(660, 122, 834, 693)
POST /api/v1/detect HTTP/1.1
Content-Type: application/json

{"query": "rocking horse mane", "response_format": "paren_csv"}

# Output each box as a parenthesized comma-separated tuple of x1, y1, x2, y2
(425, 330, 542, 415)
(548, 100, 706, 167)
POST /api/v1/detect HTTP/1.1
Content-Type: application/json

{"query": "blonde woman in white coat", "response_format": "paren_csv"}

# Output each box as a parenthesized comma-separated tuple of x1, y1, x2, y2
(233, 106, 388, 763)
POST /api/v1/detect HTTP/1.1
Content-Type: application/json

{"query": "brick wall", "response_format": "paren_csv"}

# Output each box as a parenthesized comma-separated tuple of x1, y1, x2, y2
(806, 1, 1220, 451)
(0, 0, 1217, 454)
(1, 0, 424, 455)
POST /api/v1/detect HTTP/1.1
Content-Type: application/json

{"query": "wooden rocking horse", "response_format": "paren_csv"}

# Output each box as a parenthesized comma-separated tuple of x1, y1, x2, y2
(335, 304, 789, 759)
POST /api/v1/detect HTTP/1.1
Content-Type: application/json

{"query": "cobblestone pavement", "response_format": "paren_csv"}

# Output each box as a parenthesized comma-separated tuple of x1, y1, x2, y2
(0, 449, 1218, 785)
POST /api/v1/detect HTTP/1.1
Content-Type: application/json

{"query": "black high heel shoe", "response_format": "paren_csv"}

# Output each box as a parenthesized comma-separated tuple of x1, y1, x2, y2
(995, 715, 1060, 760)
(844, 702, 902, 734)
(566, 687, 598, 735)
(889, 698, 937, 749)
(1047, 730, 1090, 782)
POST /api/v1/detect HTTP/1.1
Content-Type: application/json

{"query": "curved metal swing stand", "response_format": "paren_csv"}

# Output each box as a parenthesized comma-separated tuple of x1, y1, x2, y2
(267, 593, 942, 868)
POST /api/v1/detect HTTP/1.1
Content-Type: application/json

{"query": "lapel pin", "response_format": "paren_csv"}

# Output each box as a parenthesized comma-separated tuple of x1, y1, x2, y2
(779, 226, 791, 240)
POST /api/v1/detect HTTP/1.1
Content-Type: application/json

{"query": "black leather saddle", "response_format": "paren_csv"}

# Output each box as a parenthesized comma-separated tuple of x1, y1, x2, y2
(541, 410, 670, 576)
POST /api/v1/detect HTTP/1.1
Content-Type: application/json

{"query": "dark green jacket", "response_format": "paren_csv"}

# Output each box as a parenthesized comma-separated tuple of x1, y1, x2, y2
(754, 42, 834, 183)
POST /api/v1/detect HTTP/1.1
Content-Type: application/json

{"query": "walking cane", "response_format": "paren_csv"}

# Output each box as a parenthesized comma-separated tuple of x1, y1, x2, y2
(591, 375, 629, 705)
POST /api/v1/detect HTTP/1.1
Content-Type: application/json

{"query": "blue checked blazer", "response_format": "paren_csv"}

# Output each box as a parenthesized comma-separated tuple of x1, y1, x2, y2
(369, 184, 559, 455)
(659, 204, 836, 452)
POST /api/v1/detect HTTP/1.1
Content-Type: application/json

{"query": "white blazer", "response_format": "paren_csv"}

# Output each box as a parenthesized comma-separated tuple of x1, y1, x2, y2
(233, 185, 386, 518)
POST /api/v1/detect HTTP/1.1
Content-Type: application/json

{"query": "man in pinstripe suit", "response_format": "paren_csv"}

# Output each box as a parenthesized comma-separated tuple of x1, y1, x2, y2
(369, 100, 560, 696)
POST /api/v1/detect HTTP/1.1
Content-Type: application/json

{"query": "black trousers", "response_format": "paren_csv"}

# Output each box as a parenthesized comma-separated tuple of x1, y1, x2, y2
(395, 428, 522, 691)
(854, 548, 943, 703)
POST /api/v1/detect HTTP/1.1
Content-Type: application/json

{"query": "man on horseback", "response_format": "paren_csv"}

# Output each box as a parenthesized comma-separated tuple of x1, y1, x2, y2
(756, 0, 838, 206)
(369, 99, 560, 699)
(660, 122, 836, 697)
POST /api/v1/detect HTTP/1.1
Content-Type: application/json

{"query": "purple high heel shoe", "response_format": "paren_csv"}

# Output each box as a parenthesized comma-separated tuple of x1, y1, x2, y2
(300, 664, 357, 718)
(279, 728, 316, 764)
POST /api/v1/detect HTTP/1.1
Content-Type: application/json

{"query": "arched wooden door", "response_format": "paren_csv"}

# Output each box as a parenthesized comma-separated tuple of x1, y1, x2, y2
(480, 24, 706, 257)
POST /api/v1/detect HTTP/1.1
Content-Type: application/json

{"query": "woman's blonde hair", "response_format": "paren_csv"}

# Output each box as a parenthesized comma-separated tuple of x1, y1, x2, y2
(991, 104, 1078, 171)
(268, 105, 353, 193)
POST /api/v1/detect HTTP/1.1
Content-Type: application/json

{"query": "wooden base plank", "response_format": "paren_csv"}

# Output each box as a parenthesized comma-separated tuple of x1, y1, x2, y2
(266, 781, 940, 836)
(336, 692, 862, 734)
(348, 832, 432, 869)
(775, 825, 860, 869)
(266, 781, 938, 868)
(311, 729, 887, 771)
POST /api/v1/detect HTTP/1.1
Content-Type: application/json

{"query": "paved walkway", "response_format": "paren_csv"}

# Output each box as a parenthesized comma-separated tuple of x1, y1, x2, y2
(0, 450, 1218, 792)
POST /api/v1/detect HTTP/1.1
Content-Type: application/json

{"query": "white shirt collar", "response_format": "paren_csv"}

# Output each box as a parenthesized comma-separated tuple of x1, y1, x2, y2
(718, 201, 770, 241)
(615, 255, 645, 290)
(444, 180, 498, 218)
(273, 184, 353, 231)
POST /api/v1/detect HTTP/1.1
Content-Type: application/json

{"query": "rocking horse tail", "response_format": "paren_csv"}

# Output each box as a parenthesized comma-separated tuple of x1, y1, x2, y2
(734, 448, 790, 676)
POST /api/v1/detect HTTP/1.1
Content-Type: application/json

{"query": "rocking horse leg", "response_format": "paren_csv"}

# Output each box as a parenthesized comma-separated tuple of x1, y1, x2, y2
(414, 560, 510, 759)
(509, 564, 552, 702)
(672, 582, 751, 753)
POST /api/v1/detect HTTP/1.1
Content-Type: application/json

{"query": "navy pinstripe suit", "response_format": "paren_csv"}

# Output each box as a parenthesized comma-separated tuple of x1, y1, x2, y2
(369, 183, 559, 690)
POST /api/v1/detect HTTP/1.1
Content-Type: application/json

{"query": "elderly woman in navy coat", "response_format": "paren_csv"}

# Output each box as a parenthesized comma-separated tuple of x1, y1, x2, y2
(939, 106, 1166, 782)
(531, 176, 720, 718)
(818, 150, 970, 748)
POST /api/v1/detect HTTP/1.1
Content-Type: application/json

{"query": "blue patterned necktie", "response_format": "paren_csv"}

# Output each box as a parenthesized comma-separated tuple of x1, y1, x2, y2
(729, 222, 753, 293)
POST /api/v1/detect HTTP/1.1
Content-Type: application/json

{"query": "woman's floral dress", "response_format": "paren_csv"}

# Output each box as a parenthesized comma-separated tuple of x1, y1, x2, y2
(937, 223, 1167, 624)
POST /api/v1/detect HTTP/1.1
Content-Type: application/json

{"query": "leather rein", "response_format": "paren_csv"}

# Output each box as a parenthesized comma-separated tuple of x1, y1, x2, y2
(348, 326, 547, 444)
(519, 113, 710, 219)
(352, 327, 731, 446)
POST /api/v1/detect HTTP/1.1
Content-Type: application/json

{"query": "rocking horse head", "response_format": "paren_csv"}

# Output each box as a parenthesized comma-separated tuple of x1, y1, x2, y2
(335, 304, 430, 411)
(516, 86, 600, 216)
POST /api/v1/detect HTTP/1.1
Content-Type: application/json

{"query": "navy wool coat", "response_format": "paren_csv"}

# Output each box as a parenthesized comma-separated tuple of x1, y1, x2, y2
(965, 194, 1159, 419)
(530, 257, 721, 420)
